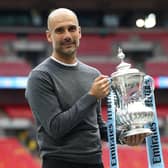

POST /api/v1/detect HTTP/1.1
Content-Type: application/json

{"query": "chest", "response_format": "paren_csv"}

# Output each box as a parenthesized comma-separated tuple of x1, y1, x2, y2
(52, 71, 96, 109)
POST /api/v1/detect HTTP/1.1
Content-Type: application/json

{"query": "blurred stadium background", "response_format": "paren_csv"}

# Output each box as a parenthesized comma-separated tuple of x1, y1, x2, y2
(0, 0, 168, 167)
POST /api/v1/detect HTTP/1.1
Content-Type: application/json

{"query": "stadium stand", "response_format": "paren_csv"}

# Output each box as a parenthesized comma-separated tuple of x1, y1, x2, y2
(0, 4, 168, 167)
(25, 31, 168, 55)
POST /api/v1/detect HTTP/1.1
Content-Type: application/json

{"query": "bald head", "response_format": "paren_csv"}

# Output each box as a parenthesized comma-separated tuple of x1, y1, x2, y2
(47, 8, 79, 31)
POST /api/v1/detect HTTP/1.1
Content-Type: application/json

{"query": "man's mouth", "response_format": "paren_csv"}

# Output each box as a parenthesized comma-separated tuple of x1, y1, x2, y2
(63, 42, 75, 48)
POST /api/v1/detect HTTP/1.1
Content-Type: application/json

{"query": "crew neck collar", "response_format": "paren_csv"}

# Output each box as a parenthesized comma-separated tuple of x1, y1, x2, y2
(51, 56, 78, 67)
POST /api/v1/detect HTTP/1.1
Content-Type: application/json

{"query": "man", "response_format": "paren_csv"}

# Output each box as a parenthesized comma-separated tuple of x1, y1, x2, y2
(25, 8, 145, 168)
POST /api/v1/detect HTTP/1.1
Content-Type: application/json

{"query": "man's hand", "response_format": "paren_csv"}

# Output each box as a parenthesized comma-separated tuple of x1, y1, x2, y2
(122, 133, 147, 146)
(89, 75, 110, 99)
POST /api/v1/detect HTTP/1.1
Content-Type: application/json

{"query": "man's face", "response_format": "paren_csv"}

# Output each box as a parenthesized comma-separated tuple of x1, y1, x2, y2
(47, 13, 81, 57)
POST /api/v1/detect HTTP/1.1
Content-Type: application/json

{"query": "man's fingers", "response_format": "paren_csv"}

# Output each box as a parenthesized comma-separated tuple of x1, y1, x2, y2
(123, 133, 146, 146)
(95, 75, 109, 82)
(89, 75, 110, 98)
(97, 77, 110, 87)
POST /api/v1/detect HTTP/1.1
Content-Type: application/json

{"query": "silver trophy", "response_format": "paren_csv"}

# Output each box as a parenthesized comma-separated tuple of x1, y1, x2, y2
(111, 48, 154, 139)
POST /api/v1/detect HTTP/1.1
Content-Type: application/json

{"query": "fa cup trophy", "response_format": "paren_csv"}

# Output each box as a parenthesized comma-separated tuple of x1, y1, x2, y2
(106, 48, 165, 168)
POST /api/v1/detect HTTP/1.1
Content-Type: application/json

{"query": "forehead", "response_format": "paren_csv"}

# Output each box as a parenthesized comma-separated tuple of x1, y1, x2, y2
(49, 12, 78, 30)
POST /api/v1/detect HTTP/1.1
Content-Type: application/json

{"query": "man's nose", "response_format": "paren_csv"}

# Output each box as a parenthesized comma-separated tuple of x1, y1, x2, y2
(63, 29, 71, 38)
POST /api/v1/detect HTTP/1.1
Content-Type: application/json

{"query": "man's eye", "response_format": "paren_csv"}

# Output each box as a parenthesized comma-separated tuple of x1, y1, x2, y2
(68, 26, 77, 32)
(55, 28, 64, 34)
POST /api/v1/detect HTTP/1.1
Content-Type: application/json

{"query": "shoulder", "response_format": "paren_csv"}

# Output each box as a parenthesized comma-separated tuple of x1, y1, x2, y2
(27, 58, 53, 82)
(78, 61, 101, 75)
(33, 57, 52, 72)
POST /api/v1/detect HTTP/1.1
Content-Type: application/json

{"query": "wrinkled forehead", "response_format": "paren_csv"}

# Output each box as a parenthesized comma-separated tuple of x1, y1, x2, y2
(47, 9, 79, 31)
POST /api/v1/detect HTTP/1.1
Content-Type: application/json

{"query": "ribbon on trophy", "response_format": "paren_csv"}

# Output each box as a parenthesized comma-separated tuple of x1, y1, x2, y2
(106, 79, 119, 168)
(144, 75, 165, 168)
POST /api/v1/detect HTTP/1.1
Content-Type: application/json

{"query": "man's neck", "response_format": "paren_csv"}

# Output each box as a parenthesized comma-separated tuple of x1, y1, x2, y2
(52, 53, 77, 64)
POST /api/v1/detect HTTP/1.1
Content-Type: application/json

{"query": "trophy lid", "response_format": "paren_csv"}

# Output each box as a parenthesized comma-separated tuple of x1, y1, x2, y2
(111, 48, 144, 78)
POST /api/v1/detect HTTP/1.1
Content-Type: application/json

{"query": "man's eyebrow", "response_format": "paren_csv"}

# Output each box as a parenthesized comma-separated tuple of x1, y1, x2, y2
(54, 25, 77, 30)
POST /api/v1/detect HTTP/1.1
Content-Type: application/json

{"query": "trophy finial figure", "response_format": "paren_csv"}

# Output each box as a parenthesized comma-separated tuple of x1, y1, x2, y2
(115, 47, 131, 71)
(118, 47, 125, 62)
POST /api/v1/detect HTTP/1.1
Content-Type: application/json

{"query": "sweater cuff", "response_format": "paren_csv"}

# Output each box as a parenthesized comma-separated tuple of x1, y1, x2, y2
(84, 93, 98, 104)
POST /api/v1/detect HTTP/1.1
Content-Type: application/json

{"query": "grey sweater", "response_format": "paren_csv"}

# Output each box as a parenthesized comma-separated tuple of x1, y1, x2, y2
(25, 57, 108, 164)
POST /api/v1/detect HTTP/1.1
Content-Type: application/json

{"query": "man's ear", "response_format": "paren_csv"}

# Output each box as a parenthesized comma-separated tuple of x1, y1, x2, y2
(46, 30, 52, 43)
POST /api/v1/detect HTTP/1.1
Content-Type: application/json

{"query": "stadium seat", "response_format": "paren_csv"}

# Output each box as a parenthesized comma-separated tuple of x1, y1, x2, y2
(102, 143, 168, 168)
(0, 137, 40, 168)
(3, 105, 33, 120)
(145, 62, 168, 76)
(0, 62, 31, 76)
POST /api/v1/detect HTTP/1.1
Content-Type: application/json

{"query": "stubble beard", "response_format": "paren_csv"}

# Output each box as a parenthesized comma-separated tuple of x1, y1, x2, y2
(55, 41, 79, 58)
(56, 47, 77, 57)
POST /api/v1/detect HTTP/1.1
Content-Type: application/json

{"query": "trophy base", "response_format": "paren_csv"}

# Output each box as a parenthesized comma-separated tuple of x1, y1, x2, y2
(121, 128, 153, 138)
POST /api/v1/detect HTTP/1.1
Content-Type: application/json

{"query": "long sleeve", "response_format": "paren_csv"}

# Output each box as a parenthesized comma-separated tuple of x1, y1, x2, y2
(25, 70, 97, 140)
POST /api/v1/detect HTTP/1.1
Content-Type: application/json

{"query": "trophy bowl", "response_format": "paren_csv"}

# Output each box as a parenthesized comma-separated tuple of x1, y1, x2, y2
(111, 48, 154, 138)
